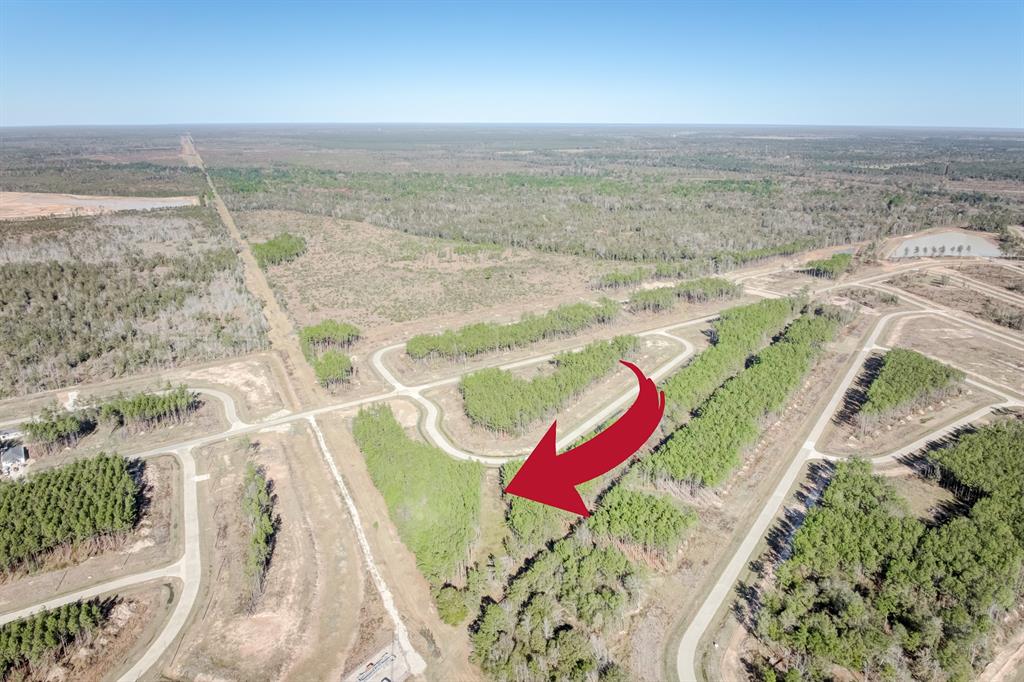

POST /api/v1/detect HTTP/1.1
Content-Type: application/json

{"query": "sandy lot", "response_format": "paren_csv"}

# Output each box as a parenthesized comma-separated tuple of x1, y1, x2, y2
(0, 191, 199, 220)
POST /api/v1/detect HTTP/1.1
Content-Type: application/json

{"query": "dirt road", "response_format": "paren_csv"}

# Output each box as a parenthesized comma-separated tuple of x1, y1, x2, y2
(182, 134, 316, 410)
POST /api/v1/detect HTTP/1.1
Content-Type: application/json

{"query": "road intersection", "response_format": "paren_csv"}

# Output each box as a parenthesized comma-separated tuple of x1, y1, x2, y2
(2, 255, 1020, 680)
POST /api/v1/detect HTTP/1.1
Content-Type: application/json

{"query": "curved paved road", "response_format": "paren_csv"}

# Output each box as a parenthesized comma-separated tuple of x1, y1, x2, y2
(676, 298, 1024, 682)
(3, 256, 1017, 680)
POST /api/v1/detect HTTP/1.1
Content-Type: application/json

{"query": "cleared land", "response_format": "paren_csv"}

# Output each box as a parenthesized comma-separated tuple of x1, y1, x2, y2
(2, 127, 1023, 682)
(0, 191, 199, 220)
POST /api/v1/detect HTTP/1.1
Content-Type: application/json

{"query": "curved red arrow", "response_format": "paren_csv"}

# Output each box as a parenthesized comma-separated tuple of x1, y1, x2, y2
(504, 360, 666, 517)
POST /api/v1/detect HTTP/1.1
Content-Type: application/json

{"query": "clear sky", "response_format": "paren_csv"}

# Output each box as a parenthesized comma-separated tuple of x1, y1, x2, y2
(1, 0, 1021, 128)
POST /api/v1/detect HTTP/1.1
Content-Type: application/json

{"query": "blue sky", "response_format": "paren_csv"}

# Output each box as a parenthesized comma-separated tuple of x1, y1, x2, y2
(1, 0, 1021, 128)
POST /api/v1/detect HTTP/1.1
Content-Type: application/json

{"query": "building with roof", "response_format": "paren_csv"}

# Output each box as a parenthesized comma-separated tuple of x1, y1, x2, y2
(1, 443, 27, 476)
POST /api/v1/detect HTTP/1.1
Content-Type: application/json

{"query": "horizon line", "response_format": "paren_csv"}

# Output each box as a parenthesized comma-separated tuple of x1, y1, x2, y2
(2, 121, 1022, 133)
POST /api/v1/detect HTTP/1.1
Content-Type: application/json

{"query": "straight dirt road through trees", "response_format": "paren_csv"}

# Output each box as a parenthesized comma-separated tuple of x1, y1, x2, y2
(183, 135, 313, 409)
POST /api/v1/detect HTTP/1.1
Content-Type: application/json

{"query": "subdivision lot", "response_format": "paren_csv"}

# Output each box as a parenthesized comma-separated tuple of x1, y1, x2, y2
(880, 314, 1024, 392)
(819, 363, 1000, 458)
(424, 334, 683, 456)
(888, 271, 1024, 331)
(166, 423, 368, 681)
(0, 454, 181, 612)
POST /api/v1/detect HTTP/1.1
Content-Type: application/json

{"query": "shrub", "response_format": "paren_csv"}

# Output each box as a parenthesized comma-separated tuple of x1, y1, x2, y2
(251, 232, 306, 268)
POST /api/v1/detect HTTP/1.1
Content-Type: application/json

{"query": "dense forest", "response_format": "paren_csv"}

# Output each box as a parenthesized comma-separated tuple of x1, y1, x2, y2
(629, 277, 742, 312)
(460, 336, 637, 433)
(587, 486, 696, 554)
(471, 534, 638, 682)
(241, 462, 277, 610)
(646, 311, 841, 487)
(250, 231, 307, 268)
(759, 421, 1024, 681)
(406, 299, 619, 360)
(861, 348, 965, 420)
(0, 208, 267, 397)
(0, 600, 107, 678)
(0, 455, 139, 572)
(209, 127, 1024, 263)
(352, 405, 482, 584)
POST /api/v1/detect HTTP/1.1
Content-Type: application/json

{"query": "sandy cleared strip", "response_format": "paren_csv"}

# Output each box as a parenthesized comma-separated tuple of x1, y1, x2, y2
(0, 191, 199, 220)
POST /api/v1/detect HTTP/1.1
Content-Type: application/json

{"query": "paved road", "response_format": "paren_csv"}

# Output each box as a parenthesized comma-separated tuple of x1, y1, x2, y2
(0, 446, 203, 668)
(675, 294, 1024, 681)
(306, 416, 427, 676)
(3, 252, 1016, 680)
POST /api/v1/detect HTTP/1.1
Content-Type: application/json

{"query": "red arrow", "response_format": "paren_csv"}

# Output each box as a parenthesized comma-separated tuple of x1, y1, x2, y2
(504, 360, 666, 517)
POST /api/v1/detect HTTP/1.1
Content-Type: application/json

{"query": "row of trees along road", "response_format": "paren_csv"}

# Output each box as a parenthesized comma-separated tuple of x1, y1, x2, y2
(459, 335, 637, 433)
(661, 297, 801, 423)
(24, 385, 200, 453)
(645, 309, 842, 487)
(759, 421, 1024, 681)
(628, 277, 742, 312)
(802, 252, 853, 278)
(406, 298, 619, 360)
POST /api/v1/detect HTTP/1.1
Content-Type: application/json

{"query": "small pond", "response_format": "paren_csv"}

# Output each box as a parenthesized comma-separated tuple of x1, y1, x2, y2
(889, 232, 1001, 259)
